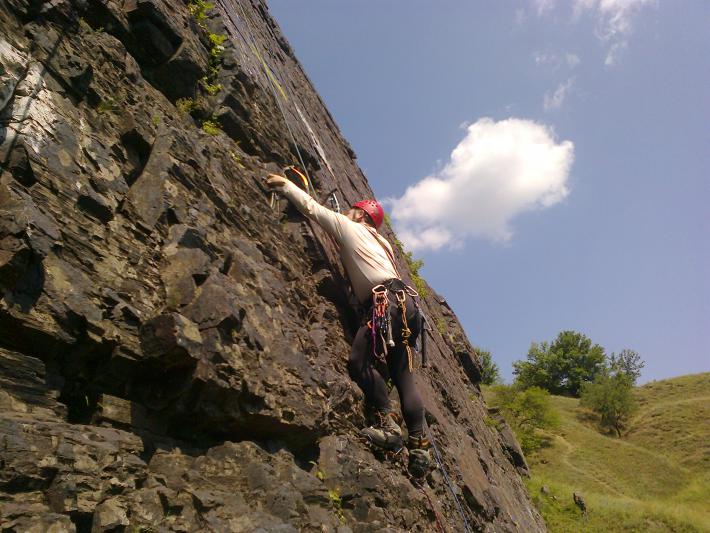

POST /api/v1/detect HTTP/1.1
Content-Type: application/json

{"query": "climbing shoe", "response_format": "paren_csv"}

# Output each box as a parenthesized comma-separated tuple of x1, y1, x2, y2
(407, 435, 431, 478)
(361, 411, 403, 450)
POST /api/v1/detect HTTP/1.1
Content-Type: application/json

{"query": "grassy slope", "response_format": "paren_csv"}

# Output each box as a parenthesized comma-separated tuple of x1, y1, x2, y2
(489, 373, 710, 532)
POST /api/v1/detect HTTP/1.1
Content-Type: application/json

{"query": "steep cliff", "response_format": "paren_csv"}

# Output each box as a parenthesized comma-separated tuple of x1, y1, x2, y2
(0, 1, 546, 531)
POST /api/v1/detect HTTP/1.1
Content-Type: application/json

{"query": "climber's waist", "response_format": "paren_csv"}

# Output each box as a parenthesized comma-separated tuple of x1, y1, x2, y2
(380, 278, 407, 292)
(357, 279, 418, 320)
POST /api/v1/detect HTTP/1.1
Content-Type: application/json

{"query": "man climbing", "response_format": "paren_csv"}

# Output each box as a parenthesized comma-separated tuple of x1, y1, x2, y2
(266, 173, 430, 478)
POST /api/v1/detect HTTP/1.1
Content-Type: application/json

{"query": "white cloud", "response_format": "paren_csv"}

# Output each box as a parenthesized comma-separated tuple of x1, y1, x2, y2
(530, 0, 655, 65)
(543, 78, 575, 111)
(533, 51, 557, 66)
(533, 51, 581, 69)
(573, 0, 656, 65)
(533, 0, 556, 16)
(389, 118, 575, 250)
(566, 53, 581, 67)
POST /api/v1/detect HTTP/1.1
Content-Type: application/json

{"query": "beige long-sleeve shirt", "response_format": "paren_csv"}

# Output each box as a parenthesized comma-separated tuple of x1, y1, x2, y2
(280, 181, 399, 303)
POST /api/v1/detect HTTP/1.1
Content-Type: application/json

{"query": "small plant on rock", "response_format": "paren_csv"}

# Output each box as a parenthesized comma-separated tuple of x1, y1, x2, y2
(309, 460, 326, 482)
(188, 0, 214, 29)
(200, 78, 223, 96)
(96, 95, 120, 114)
(328, 488, 346, 525)
(201, 117, 222, 135)
(436, 318, 446, 336)
(484, 415, 502, 430)
(229, 151, 245, 169)
(208, 32, 227, 49)
(176, 97, 197, 115)
(199, 31, 227, 96)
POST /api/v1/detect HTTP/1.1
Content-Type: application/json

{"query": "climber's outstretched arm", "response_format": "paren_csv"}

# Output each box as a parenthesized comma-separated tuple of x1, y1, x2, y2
(266, 174, 348, 242)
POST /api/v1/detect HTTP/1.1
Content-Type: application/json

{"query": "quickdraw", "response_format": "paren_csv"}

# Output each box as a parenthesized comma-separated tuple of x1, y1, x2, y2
(326, 189, 341, 213)
(283, 165, 311, 192)
(269, 165, 313, 212)
(395, 290, 414, 372)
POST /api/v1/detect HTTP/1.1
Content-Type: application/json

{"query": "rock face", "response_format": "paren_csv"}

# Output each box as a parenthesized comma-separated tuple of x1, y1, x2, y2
(0, 0, 546, 531)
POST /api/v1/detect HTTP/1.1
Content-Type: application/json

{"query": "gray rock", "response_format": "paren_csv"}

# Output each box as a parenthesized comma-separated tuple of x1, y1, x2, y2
(0, 1, 545, 531)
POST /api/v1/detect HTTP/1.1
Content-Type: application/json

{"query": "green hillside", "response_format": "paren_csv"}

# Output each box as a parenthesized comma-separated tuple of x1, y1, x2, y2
(490, 373, 710, 532)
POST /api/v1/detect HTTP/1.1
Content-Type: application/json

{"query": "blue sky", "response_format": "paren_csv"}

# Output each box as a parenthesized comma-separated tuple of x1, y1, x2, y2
(267, 1, 709, 383)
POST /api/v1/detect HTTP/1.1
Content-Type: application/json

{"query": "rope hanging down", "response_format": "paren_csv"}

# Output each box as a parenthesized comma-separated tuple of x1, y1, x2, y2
(425, 422, 474, 533)
(216, 0, 316, 198)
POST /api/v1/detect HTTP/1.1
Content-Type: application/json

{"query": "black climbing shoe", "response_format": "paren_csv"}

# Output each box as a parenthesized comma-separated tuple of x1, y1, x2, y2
(407, 435, 431, 478)
(361, 411, 403, 450)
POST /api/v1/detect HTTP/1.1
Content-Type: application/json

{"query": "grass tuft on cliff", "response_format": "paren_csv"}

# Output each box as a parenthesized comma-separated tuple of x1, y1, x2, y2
(485, 373, 710, 532)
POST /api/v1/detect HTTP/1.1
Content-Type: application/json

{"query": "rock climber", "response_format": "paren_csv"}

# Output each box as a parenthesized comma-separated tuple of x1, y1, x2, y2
(266, 173, 430, 478)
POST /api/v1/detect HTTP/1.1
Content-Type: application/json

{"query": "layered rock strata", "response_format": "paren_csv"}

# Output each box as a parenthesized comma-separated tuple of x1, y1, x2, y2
(0, 0, 546, 531)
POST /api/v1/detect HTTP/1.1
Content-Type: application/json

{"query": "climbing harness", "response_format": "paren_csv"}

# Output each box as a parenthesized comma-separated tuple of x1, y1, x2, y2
(366, 281, 419, 371)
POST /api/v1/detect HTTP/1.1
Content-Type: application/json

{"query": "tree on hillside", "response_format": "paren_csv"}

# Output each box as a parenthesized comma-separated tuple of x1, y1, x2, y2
(609, 349, 645, 385)
(476, 348, 501, 385)
(490, 385, 559, 453)
(580, 373, 637, 437)
(513, 330, 606, 396)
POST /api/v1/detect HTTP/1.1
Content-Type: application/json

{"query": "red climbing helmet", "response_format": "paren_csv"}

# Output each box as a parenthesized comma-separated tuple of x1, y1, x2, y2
(352, 199, 384, 230)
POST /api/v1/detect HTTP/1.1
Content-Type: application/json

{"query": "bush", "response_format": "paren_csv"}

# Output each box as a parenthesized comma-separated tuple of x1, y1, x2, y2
(580, 373, 637, 437)
(476, 348, 501, 385)
(490, 385, 559, 454)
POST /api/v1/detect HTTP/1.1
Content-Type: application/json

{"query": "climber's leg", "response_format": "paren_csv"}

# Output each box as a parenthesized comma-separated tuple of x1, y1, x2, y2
(387, 292, 424, 437)
(347, 324, 390, 412)
(387, 292, 430, 477)
(348, 324, 403, 449)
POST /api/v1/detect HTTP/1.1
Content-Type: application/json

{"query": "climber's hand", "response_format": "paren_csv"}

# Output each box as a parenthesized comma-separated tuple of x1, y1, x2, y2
(266, 174, 288, 189)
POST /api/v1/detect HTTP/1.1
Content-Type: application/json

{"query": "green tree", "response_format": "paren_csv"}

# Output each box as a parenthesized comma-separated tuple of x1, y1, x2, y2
(580, 373, 637, 437)
(609, 349, 644, 384)
(476, 348, 501, 385)
(513, 330, 606, 396)
(490, 385, 559, 454)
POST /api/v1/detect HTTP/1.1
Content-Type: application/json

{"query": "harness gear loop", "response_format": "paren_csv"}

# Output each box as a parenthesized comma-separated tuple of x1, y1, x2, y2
(368, 284, 391, 361)
(395, 290, 415, 372)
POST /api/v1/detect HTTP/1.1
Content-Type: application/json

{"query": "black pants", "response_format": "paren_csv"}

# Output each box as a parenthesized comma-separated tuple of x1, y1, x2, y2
(347, 288, 424, 438)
